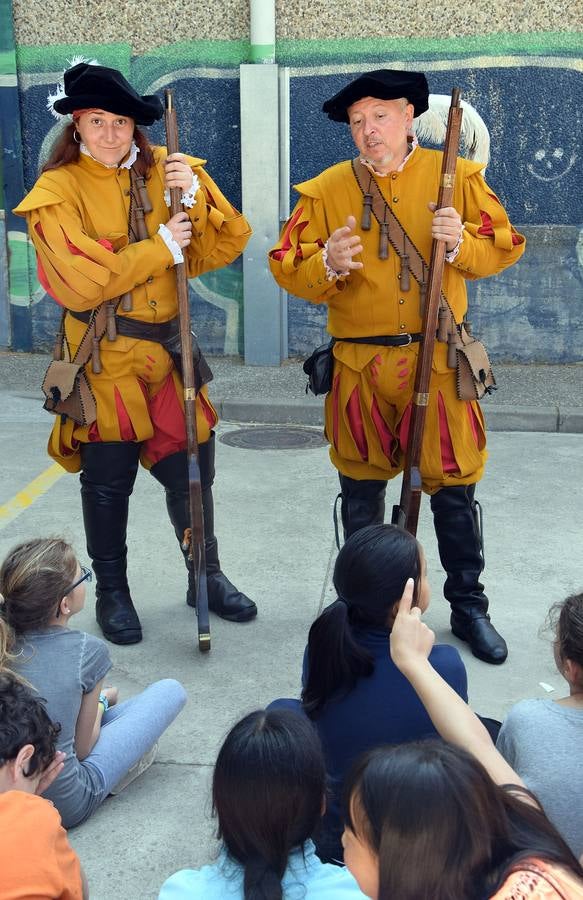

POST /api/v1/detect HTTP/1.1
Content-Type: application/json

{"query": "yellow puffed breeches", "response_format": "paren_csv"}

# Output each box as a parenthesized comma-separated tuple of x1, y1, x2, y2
(47, 337, 218, 473)
(324, 340, 487, 494)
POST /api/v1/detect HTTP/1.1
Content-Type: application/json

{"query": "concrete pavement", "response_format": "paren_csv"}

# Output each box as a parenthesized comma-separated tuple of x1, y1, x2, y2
(0, 355, 582, 898)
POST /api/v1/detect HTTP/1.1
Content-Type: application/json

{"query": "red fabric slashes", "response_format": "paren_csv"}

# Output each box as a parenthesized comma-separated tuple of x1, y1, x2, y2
(268, 208, 306, 261)
(370, 394, 395, 461)
(346, 386, 368, 461)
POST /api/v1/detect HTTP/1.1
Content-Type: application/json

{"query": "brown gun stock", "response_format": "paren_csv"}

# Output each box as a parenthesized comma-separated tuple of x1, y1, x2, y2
(392, 88, 464, 537)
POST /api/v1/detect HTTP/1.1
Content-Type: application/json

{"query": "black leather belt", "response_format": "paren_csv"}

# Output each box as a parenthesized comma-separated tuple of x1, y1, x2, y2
(337, 333, 423, 347)
(67, 309, 213, 391)
(68, 309, 180, 343)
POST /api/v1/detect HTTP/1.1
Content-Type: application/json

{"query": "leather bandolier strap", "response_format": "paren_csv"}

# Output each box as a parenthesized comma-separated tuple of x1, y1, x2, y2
(351, 156, 450, 318)
(351, 158, 495, 400)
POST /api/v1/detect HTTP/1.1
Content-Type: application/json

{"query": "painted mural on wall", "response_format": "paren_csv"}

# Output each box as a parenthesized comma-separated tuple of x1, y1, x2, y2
(2, 33, 582, 362)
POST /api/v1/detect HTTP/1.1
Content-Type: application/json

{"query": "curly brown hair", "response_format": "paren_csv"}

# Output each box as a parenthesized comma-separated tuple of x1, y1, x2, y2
(0, 671, 60, 775)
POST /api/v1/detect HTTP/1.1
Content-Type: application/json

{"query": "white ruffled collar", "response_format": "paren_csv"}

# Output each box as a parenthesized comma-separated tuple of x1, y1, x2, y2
(79, 140, 140, 170)
(360, 136, 419, 177)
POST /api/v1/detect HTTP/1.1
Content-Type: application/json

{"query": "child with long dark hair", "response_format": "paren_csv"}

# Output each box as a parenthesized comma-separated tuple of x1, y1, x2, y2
(271, 523, 468, 861)
(0, 536, 187, 828)
(497, 591, 583, 857)
(158, 708, 367, 899)
(341, 580, 583, 899)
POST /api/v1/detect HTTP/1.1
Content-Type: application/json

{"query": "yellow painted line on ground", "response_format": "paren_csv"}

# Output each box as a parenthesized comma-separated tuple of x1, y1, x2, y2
(0, 463, 65, 530)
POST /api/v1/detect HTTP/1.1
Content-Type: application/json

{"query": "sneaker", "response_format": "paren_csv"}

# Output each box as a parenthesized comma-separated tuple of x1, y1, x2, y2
(109, 742, 158, 795)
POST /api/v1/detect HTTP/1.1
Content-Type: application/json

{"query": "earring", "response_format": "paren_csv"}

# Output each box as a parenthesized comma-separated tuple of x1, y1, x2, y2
(73, 130, 81, 144)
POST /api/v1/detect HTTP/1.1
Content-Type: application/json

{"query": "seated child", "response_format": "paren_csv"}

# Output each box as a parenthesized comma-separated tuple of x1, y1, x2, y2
(0, 537, 187, 827)
(497, 591, 583, 858)
(159, 708, 368, 899)
(270, 524, 468, 861)
(0, 669, 88, 898)
(340, 579, 583, 899)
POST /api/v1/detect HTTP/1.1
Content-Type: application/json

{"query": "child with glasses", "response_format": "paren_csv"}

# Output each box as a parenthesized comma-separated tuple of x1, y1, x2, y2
(0, 537, 187, 827)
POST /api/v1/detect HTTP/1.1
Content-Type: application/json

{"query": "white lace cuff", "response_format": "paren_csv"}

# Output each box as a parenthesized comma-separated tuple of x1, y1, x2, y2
(158, 223, 184, 264)
(164, 172, 200, 209)
(445, 225, 465, 263)
(322, 241, 349, 281)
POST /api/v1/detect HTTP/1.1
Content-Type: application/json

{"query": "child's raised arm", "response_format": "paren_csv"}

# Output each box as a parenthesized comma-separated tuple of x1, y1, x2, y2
(389, 579, 524, 790)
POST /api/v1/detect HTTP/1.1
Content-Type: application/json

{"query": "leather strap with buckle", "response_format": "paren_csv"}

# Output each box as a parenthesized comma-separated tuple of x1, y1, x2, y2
(339, 333, 422, 347)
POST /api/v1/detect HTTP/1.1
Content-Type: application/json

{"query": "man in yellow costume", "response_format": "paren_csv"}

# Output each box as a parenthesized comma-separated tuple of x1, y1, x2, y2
(269, 69, 525, 664)
(14, 62, 257, 644)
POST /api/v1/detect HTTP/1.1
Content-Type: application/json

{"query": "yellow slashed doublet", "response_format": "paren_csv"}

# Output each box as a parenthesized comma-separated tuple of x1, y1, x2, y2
(14, 148, 251, 472)
(269, 148, 525, 491)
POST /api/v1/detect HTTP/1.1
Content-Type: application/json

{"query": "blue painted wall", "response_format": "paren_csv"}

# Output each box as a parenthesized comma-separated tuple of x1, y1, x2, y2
(285, 63, 583, 362)
(3, 37, 583, 362)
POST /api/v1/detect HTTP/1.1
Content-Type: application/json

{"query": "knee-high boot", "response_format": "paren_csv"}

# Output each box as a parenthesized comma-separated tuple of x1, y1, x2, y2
(80, 442, 142, 645)
(430, 484, 507, 664)
(151, 434, 257, 623)
(338, 473, 387, 540)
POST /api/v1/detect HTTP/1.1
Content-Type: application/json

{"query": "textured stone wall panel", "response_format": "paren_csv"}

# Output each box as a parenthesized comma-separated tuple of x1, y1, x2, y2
(13, 0, 583, 47)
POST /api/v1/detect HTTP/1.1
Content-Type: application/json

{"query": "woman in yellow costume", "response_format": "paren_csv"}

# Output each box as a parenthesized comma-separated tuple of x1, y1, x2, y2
(14, 62, 257, 644)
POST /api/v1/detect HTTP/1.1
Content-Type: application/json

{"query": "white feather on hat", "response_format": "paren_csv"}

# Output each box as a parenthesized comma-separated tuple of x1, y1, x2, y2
(414, 94, 490, 167)
(46, 56, 100, 120)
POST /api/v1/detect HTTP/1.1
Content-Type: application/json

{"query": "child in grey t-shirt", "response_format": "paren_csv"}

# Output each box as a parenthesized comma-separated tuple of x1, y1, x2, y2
(1, 537, 187, 828)
(497, 591, 583, 857)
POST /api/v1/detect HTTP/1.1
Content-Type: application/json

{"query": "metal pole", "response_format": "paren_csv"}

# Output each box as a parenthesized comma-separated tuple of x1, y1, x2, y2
(250, 0, 275, 63)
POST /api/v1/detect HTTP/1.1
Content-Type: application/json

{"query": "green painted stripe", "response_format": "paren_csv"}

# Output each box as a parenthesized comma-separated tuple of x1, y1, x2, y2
(15, 43, 131, 73)
(8, 32, 581, 78)
(142, 39, 249, 65)
(250, 43, 275, 63)
(132, 41, 250, 90)
(0, 49, 16, 78)
(275, 32, 583, 64)
(7, 233, 31, 305)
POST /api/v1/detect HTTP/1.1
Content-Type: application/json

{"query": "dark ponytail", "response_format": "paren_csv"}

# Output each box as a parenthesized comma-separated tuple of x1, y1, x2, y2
(243, 858, 285, 900)
(302, 525, 422, 717)
(301, 600, 374, 717)
(213, 709, 326, 900)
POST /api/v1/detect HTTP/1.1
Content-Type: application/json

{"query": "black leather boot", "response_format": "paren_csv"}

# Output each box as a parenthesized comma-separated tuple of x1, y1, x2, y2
(339, 474, 387, 540)
(80, 442, 142, 645)
(151, 435, 257, 623)
(430, 485, 507, 665)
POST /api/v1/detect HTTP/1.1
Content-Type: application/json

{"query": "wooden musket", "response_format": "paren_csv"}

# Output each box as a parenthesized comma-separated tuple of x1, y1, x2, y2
(164, 89, 210, 652)
(391, 88, 464, 536)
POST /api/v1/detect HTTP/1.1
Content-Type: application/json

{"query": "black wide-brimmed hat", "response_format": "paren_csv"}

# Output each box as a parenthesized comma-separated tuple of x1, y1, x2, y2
(322, 69, 429, 123)
(52, 63, 163, 126)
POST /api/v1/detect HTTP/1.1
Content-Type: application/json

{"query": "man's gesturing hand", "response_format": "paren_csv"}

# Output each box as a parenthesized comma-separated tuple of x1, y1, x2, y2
(325, 215, 364, 274)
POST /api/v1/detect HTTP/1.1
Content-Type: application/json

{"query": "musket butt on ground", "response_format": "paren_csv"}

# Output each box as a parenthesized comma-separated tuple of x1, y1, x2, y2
(198, 632, 211, 652)
(391, 504, 406, 528)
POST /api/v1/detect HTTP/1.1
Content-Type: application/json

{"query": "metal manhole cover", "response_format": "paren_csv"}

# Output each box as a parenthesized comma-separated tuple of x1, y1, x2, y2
(219, 426, 326, 451)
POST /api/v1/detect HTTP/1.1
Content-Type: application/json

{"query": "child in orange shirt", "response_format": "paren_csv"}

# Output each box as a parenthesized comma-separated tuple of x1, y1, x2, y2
(0, 668, 88, 899)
